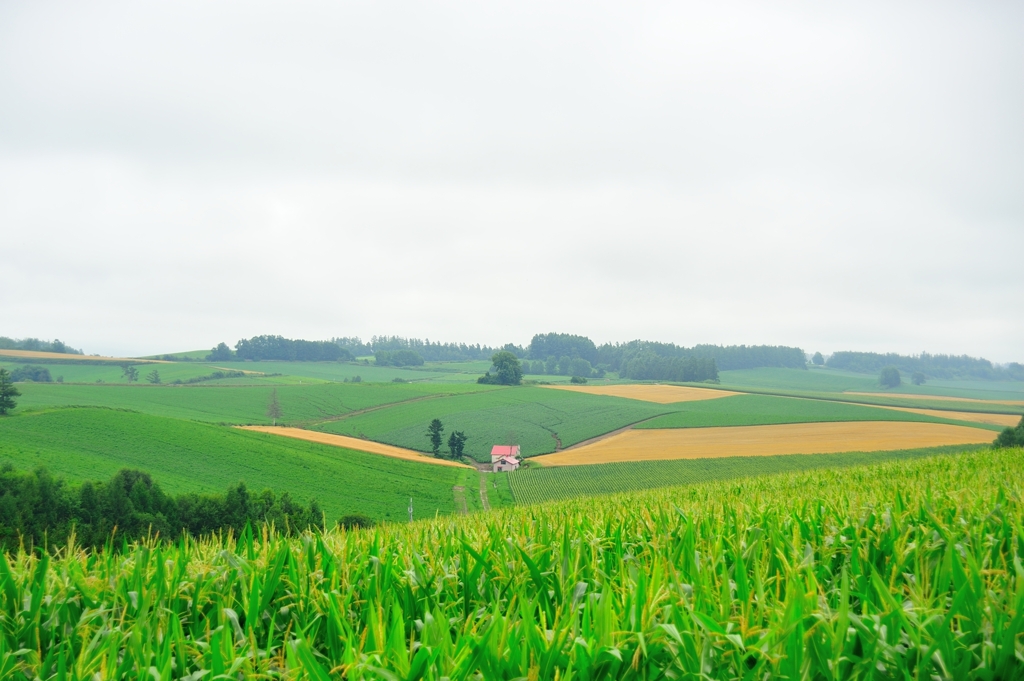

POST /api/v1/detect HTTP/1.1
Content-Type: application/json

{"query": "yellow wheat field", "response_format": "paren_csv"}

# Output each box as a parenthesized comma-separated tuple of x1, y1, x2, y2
(238, 426, 471, 468)
(533, 421, 994, 466)
(875, 406, 1021, 428)
(846, 392, 1024, 407)
(0, 349, 168, 363)
(543, 383, 739, 404)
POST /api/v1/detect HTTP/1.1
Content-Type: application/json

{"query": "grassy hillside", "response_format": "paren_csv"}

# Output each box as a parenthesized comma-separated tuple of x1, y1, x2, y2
(317, 387, 670, 460)
(508, 443, 987, 505)
(636, 393, 1001, 430)
(12, 381, 495, 424)
(718, 366, 878, 392)
(0, 407, 488, 520)
(2, 447, 1019, 679)
(0, 359, 234, 385)
(208, 360, 490, 384)
(719, 366, 1024, 402)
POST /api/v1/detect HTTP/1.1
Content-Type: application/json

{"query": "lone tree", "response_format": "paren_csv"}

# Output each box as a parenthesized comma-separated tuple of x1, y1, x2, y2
(207, 342, 233, 361)
(427, 419, 444, 457)
(811, 352, 824, 366)
(0, 368, 20, 415)
(478, 351, 523, 385)
(447, 430, 468, 459)
(879, 366, 901, 389)
(994, 416, 1024, 449)
(911, 371, 926, 386)
(121, 364, 139, 383)
(146, 369, 161, 384)
(266, 389, 282, 425)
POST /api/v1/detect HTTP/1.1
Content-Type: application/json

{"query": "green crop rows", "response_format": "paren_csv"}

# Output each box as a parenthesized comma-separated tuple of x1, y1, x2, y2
(0, 407, 486, 521)
(316, 387, 669, 461)
(13, 381, 494, 425)
(507, 443, 988, 506)
(636, 393, 1001, 431)
(0, 447, 1019, 678)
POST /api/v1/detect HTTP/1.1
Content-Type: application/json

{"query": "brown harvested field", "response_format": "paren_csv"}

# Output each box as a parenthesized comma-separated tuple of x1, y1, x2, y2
(0, 349, 166, 363)
(238, 426, 471, 468)
(543, 383, 739, 404)
(532, 421, 993, 466)
(875, 405, 1022, 428)
(846, 391, 1024, 406)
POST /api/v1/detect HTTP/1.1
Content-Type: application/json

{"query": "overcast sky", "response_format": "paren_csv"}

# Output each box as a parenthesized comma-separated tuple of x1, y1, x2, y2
(1, 1, 1022, 361)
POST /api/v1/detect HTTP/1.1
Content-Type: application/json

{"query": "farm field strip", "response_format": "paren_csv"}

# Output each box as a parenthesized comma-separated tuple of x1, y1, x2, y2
(508, 444, 984, 505)
(873, 405, 1022, 427)
(846, 391, 1024, 406)
(0, 348, 167, 362)
(13, 381, 494, 425)
(238, 426, 471, 467)
(632, 393, 1000, 431)
(532, 420, 994, 466)
(542, 383, 738, 403)
(0, 360, 248, 385)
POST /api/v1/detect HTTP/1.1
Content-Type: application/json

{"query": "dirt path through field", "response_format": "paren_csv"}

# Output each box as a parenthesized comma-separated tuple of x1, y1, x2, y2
(543, 384, 738, 404)
(238, 426, 472, 468)
(532, 421, 993, 466)
(478, 474, 491, 511)
(453, 486, 468, 514)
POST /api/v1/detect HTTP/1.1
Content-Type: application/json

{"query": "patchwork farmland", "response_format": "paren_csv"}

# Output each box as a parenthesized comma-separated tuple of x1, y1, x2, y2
(1, 341, 1021, 679)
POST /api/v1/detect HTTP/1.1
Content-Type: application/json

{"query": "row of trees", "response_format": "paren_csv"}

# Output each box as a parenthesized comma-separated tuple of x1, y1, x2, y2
(828, 351, 1024, 381)
(526, 334, 804, 374)
(233, 336, 353, 362)
(522, 357, 605, 378)
(619, 352, 719, 382)
(7, 365, 52, 382)
(0, 337, 82, 355)
(340, 336, 525, 362)
(374, 349, 425, 367)
(0, 466, 327, 549)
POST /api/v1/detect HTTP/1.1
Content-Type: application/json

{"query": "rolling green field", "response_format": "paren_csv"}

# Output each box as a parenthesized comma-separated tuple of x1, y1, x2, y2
(718, 366, 879, 392)
(0, 407, 489, 520)
(0, 359, 236, 385)
(508, 443, 988, 505)
(1, 447, 1019, 679)
(720, 366, 1024, 403)
(635, 393, 1001, 431)
(316, 387, 670, 460)
(209, 360, 492, 384)
(12, 381, 497, 424)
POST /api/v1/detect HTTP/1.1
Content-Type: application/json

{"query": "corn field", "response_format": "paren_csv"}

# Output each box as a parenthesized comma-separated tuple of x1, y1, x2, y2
(1, 447, 1022, 679)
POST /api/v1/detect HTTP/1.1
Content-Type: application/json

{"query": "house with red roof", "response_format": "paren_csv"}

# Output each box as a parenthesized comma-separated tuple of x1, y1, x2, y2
(490, 445, 521, 472)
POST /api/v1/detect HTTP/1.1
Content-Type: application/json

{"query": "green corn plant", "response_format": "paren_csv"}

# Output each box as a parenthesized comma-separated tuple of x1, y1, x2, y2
(0, 447, 1020, 679)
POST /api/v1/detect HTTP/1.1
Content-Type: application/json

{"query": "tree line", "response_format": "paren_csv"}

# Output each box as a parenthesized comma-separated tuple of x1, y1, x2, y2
(827, 351, 1024, 381)
(0, 465, 331, 550)
(0, 337, 82, 355)
(232, 336, 353, 362)
(521, 334, 797, 381)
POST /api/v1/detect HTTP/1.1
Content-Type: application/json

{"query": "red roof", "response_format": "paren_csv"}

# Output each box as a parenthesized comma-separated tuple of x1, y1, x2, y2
(490, 445, 521, 460)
